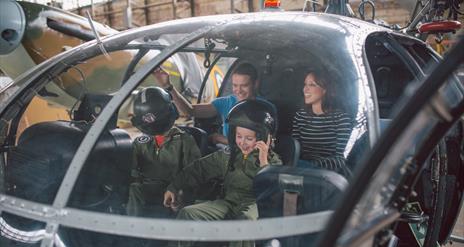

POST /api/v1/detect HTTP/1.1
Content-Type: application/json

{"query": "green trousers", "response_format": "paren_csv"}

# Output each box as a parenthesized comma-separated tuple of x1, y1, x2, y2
(169, 199, 257, 247)
(127, 182, 171, 218)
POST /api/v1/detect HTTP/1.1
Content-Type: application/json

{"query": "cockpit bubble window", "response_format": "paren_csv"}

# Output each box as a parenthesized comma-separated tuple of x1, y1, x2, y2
(102, 12, 370, 234)
(0, 12, 385, 246)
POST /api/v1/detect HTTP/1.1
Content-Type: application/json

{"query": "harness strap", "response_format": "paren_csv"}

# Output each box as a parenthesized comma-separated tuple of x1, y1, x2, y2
(283, 192, 298, 216)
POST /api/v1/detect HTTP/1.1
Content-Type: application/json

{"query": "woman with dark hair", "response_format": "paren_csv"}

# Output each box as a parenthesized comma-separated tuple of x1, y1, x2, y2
(292, 70, 353, 177)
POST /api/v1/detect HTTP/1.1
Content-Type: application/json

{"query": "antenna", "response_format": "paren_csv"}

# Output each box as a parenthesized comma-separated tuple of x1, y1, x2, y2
(85, 10, 111, 60)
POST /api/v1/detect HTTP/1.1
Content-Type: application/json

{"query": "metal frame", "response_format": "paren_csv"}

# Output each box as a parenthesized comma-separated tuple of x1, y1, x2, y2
(124, 44, 232, 54)
(0, 194, 331, 242)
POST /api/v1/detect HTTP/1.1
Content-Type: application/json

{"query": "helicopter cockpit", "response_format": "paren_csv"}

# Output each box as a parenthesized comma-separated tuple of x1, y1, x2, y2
(0, 10, 460, 247)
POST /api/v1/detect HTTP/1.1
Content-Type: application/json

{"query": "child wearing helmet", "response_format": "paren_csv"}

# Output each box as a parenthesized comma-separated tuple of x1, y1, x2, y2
(163, 99, 282, 247)
(127, 87, 201, 218)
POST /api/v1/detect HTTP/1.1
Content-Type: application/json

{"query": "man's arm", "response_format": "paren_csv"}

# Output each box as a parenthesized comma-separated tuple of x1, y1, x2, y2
(153, 68, 218, 118)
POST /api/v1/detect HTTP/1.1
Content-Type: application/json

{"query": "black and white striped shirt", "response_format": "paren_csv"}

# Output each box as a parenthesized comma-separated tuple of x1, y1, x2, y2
(292, 109, 352, 172)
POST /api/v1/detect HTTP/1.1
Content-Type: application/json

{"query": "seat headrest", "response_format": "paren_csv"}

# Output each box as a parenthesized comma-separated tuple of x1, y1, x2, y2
(73, 94, 116, 128)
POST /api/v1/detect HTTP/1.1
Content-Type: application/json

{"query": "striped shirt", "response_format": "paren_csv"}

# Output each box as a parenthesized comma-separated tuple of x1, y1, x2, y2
(292, 109, 352, 172)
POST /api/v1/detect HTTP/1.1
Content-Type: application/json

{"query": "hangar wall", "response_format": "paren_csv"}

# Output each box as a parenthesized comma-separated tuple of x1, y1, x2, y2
(72, 0, 258, 30)
(70, 0, 410, 31)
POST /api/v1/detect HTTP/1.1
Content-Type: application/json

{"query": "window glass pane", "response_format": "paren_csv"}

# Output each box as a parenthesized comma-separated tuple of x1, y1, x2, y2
(365, 34, 416, 119)
(0, 13, 379, 246)
(3, 48, 145, 205)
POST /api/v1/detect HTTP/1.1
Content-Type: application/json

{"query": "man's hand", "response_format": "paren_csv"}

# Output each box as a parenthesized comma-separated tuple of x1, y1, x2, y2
(163, 190, 176, 208)
(153, 67, 171, 88)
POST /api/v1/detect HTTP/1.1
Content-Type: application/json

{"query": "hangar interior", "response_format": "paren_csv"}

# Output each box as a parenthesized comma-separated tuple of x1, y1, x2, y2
(0, 0, 464, 247)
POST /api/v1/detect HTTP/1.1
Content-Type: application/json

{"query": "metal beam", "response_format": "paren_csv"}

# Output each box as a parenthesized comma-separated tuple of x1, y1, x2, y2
(90, 0, 94, 18)
(0, 194, 332, 242)
(124, 0, 133, 29)
(172, 0, 177, 19)
(107, 1, 113, 27)
(248, 0, 254, 12)
(143, 0, 149, 25)
(190, 0, 195, 17)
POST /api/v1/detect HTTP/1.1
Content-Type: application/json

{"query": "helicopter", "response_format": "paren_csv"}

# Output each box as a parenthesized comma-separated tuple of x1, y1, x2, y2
(0, 0, 463, 247)
(0, 0, 225, 133)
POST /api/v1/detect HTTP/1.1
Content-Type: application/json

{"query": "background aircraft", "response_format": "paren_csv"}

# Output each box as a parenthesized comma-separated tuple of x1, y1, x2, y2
(322, 0, 462, 54)
(0, 0, 225, 133)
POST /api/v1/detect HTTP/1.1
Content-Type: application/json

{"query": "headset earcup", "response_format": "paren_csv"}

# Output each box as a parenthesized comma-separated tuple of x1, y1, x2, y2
(171, 104, 179, 120)
(131, 116, 140, 127)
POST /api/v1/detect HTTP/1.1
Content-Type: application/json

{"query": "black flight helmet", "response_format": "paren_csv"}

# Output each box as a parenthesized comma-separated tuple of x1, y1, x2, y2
(131, 87, 179, 135)
(226, 99, 277, 148)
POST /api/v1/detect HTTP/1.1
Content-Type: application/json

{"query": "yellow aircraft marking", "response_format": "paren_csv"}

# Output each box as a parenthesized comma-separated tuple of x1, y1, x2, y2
(211, 68, 224, 97)
(163, 68, 180, 77)
(17, 96, 70, 140)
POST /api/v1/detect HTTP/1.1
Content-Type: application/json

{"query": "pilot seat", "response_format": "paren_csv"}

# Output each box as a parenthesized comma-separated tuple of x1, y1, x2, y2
(254, 166, 348, 246)
(4, 93, 132, 246)
(274, 134, 300, 167)
(178, 125, 209, 156)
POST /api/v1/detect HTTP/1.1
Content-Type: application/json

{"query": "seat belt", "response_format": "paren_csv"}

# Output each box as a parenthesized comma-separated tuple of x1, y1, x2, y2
(279, 174, 304, 216)
(279, 174, 304, 247)
(283, 191, 299, 216)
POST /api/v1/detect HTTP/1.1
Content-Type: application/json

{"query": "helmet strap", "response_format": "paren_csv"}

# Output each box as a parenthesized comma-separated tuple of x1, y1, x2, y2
(227, 148, 238, 172)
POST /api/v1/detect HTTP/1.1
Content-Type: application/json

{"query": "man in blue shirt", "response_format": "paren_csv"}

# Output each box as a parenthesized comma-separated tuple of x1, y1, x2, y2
(154, 63, 275, 145)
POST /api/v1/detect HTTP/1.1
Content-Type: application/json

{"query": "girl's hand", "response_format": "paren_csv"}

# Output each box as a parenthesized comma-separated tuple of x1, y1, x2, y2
(255, 135, 271, 166)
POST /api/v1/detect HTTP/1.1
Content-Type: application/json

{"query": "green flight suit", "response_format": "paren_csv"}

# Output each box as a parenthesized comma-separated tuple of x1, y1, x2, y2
(167, 149, 282, 247)
(127, 127, 201, 217)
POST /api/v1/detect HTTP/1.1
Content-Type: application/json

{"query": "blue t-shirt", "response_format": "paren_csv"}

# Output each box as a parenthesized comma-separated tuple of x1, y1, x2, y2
(211, 95, 276, 136)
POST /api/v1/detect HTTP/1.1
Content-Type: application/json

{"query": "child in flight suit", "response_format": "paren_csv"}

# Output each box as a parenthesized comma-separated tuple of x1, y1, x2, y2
(127, 87, 201, 218)
(163, 100, 282, 247)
